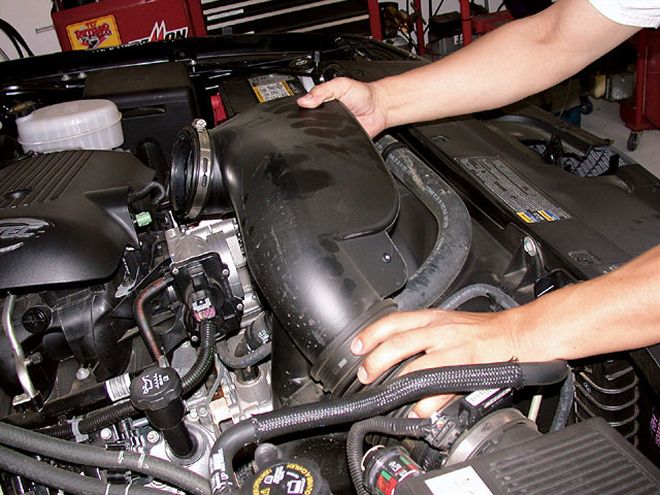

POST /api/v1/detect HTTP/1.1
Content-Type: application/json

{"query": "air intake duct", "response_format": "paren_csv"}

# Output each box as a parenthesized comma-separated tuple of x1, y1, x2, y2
(169, 97, 407, 393)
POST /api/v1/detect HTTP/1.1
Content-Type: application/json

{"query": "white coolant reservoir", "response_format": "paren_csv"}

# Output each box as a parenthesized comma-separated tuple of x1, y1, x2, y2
(17, 99, 123, 153)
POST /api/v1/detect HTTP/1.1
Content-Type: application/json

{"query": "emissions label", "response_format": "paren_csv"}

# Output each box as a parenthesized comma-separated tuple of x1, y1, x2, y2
(456, 156, 571, 224)
(249, 75, 304, 103)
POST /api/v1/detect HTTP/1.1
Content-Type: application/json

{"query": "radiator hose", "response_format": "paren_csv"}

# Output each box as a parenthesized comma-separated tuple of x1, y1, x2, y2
(0, 422, 210, 495)
(208, 360, 568, 495)
(0, 444, 164, 495)
(377, 135, 472, 311)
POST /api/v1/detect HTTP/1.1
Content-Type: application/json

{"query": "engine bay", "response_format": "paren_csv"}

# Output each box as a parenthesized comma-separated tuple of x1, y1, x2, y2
(0, 35, 658, 494)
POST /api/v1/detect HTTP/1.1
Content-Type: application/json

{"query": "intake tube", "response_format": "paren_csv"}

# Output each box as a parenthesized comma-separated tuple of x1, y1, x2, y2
(208, 360, 569, 495)
(204, 99, 407, 395)
(376, 136, 472, 311)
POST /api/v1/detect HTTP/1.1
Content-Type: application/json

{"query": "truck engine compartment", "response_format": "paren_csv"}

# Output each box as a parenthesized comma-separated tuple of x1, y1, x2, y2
(0, 35, 658, 494)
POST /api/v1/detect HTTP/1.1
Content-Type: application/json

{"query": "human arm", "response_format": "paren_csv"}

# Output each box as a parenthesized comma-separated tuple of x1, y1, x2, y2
(297, 0, 639, 136)
(351, 245, 660, 416)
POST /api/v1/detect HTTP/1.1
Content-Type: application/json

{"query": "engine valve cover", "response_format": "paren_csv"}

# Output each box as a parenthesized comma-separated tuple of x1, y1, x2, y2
(0, 150, 154, 289)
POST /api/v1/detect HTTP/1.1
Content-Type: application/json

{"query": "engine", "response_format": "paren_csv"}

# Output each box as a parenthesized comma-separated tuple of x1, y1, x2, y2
(0, 36, 658, 495)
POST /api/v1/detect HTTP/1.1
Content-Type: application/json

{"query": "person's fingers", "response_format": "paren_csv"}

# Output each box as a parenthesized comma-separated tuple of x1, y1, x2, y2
(351, 309, 441, 356)
(296, 77, 351, 108)
(410, 395, 455, 418)
(357, 325, 445, 384)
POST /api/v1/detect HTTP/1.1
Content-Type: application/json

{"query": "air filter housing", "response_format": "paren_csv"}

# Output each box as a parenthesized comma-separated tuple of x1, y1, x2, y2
(396, 418, 660, 495)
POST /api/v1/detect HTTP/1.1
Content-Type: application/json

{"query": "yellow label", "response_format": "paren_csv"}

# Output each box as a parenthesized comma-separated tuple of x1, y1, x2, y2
(538, 210, 555, 222)
(67, 15, 121, 50)
(516, 211, 534, 224)
(251, 81, 295, 103)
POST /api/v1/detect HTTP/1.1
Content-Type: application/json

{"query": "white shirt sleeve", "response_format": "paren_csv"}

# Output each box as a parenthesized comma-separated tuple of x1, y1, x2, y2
(589, 0, 660, 28)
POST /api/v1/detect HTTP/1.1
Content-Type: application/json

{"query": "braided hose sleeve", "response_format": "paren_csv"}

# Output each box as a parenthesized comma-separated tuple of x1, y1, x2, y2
(209, 360, 568, 495)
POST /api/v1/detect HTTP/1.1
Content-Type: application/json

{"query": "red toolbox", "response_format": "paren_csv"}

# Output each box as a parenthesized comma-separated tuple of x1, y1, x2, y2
(52, 0, 206, 51)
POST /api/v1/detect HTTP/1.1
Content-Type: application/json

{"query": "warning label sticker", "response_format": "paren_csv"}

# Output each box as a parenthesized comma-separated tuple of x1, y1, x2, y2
(249, 75, 304, 103)
(456, 156, 571, 224)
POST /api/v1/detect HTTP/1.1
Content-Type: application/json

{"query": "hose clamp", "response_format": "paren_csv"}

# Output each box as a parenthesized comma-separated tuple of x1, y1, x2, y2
(187, 118, 212, 220)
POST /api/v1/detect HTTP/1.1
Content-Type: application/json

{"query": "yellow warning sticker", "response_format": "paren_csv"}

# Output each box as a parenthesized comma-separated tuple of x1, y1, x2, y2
(67, 15, 121, 50)
(249, 75, 304, 103)
(252, 81, 294, 103)
(538, 210, 555, 222)
(517, 212, 534, 224)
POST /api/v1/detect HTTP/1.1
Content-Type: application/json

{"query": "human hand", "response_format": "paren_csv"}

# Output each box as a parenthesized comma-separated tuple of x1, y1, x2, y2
(350, 309, 524, 417)
(296, 77, 388, 137)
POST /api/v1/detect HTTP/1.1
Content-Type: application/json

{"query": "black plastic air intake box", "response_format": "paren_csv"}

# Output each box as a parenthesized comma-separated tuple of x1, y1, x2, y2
(397, 418, 660, 495)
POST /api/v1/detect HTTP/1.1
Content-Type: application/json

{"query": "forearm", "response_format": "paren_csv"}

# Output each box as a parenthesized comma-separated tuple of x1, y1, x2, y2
(510, 245, 660, 361)
(373, 0, 638, 127)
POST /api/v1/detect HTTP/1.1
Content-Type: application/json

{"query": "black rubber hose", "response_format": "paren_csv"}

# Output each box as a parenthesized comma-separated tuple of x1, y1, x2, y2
(128, 181, 167, 206)
(80, 401, 136, 434)
(134, 277, 169, 362)
(0, 444, 163, 495)
(39, 401, 135, 439)
(0, 422, 210, 495)
(550, 371, 575, 431)
(217, 340, 272, 370)
(377, 135, 472, 311)
(209, 360, 568, 495)
(2, 31, 23, 59)
(0, 19, 34, 57)
(347, 417, 431, 495)
(439, 283, 519, 310)
(42, 321, 217, 439)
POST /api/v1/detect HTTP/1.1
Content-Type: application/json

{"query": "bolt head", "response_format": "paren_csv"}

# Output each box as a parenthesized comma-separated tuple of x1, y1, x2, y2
(146, 430, 161, 443)
(75, 367, 91, 381)
(100, 428, 113, 441)
(523, 237, 537, 257)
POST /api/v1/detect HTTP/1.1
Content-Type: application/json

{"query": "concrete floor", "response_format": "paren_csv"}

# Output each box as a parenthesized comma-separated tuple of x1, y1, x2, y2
(580, 99, 660, 177)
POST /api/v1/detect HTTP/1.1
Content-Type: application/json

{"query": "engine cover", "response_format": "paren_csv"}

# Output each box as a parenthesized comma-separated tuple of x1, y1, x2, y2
(0, 150, 154, 290)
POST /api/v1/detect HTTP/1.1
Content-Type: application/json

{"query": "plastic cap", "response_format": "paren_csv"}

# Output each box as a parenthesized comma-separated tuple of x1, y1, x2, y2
(130, 367, 182, 412)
